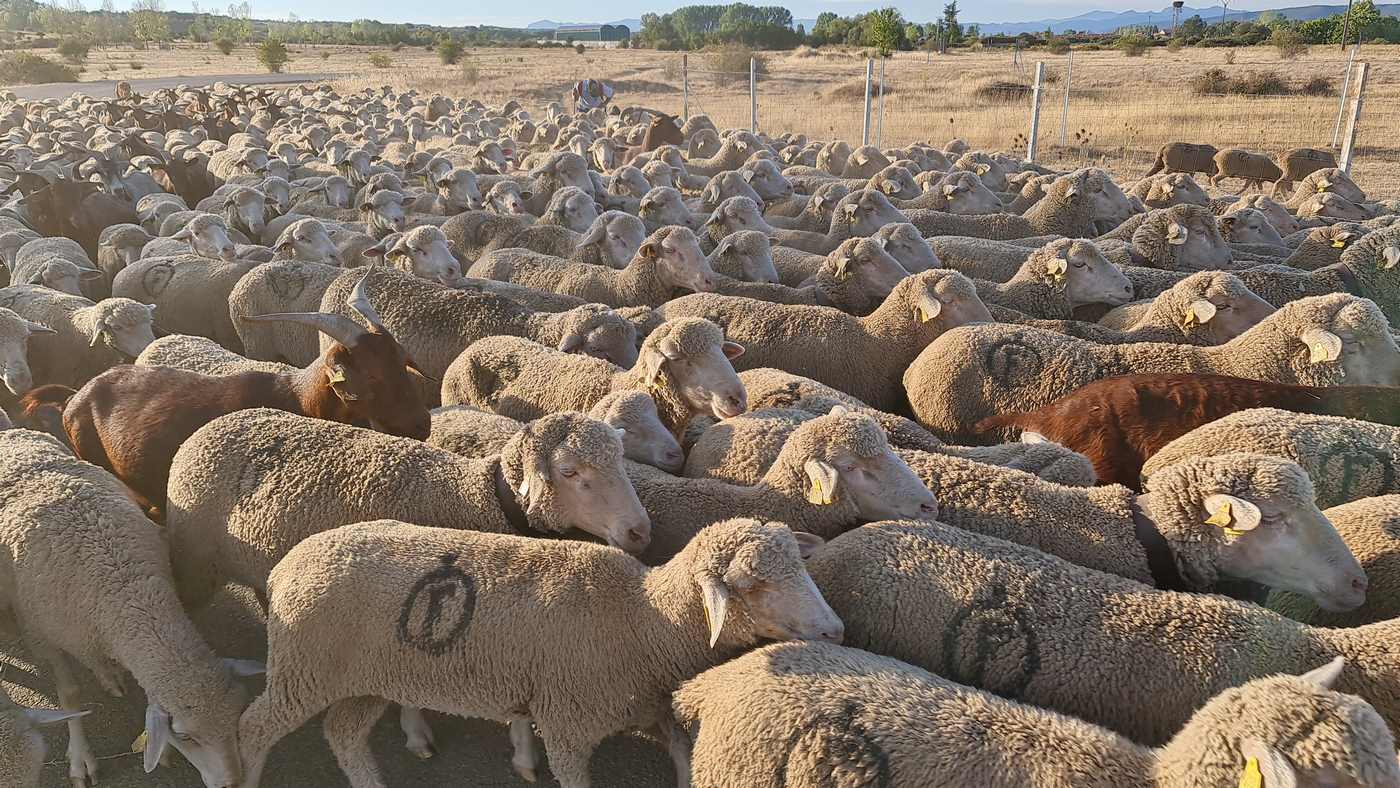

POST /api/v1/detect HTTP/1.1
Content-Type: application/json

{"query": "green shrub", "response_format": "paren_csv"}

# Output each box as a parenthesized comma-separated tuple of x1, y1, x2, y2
(1191, 67, 1295, 96)
(1269, 28, 1308, 59)
(257, 38, 289, 73)
(575, 42, 586, 54)
(1165, 37, 1183, 52)
(213, 37, 234, 55)
(1115, 33, 1151, 56)
(1045, 34, 1070, 54)
(319, 50, 330, 59)
(1224, 48, 1237, 64)
(369, 52, 392, 69)
(1233, 70, 1289, 95)
(57, 37, 90, 64)
(1300, 75, 1333, 96)
(461, 58, 479, 84)
(437, 39, 463, 64)
(1190, 67, 1232, 94)
(0, 52, 79, 83)
(128, 60, 144, 70)
(706, 45, 766, 86)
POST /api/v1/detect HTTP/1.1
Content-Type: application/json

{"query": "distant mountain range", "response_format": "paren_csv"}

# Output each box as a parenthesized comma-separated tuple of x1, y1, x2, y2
(968, 3, 1400, 34)
(526, 19, 642, 31)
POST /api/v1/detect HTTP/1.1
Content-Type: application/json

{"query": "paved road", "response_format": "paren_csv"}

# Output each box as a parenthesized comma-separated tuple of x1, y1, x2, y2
(10, 72, 340, 101)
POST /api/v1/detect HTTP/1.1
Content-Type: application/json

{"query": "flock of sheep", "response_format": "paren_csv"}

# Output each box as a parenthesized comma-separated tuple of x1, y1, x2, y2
(1, 78, 1400, 788)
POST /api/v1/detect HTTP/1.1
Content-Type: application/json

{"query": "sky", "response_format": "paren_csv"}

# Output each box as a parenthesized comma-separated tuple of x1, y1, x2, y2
(241, 0, 1305, 29)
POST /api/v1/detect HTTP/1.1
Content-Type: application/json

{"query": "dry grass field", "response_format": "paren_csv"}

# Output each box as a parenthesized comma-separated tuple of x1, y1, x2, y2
(52, 41, 1400, 196)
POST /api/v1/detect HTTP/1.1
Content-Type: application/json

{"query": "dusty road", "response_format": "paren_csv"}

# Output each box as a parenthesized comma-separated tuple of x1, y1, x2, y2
(9, 73, 337, 101)
(5, 589, 674, 787)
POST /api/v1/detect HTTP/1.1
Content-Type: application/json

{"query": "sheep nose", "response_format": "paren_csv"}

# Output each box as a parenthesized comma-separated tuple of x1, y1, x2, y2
(664, 448, 684, 464)
(1353, 575, 1369, 594)
(817, 620, 845, 644)
(1122, 283, 1133, 295)
(919, 502, 938, 517)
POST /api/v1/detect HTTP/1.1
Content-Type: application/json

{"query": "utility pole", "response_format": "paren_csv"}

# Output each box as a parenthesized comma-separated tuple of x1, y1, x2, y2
(1220, 0, 1229, 25)
(1339, 0, 1355, 50)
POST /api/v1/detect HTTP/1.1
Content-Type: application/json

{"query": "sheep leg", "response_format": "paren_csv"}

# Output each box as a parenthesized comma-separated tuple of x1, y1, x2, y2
(654, 721, 692, 788)
(398, 705, 436, 758)
(236, 675, 330, 788)
(509, 715, 540, 782)
(324, 696, 390, 788)
(1231, 179, 1249, 195)
(39, 647, 97, 788)
(538, 727, 599, 788)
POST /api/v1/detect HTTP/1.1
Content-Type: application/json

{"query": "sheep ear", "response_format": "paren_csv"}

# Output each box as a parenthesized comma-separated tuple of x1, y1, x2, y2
(829, 405, 850, 418)
(23, 708, 88, 726)
(1021, 431, 1049, 444)
(578, 221, 607, 248)
(326, 363, 359, 400)
(942, 183, 958, 197)
(1380, 245, 1400, 270)
(23, 319, 55, 335)
(142, 704, 172, 774)
(1203, 493, 1262, 533)
(915, 291, 942, 323)
(721, 341, 744, 360)
(89, 323, 107, 348)
(639, 241, 659, 259)
(1064, 184, 1078, 198)
(1185, 299, 1216, 326)
(1166, 222, 1188, 245)
(792, 531, 826, 560)
(557, 332, 585, 353)
(842, 202, 858, 218)
(1239, 740, 1297, 788)
(740, 169, 755, 183)
(1299, 656, 1346, 689)
(1301, 328, 1343, 364)
(697, 575, 730, 649)
(171, 225, 192, 241)
(881, 180, 898, 195)
(804, 458, 839, 505)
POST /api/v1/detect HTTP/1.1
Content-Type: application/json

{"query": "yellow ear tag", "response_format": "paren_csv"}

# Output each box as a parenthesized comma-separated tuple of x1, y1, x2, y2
(806, 478, 832, 505)
(648, 370, 666, 393)
(131, 730, 148, 753)
(915, 305, 930, 323)
(1183, 310, 1198, 327)
(1239, 757, 1263, 788)
(1205, 500, 1234, 528)
(1331, 239, 1346, 249)
(327, 368, 347, 384)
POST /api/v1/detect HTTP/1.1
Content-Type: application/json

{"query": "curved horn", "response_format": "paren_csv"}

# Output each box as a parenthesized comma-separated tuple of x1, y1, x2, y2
(240, 311, 367, 348)
(345, 274, 386, 333)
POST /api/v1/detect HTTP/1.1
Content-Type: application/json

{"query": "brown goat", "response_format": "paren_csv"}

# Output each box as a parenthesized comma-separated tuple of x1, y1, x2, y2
(624, 113, 685, 164)
(60, 276, 432, 515)
(16, 384, 77, 449)
(976, 373, 1400, 488)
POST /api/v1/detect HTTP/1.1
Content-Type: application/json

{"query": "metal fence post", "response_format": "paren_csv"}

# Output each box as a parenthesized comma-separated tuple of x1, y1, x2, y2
(1339, 61, 1368, 174)
(1027, 61, 1045, 162)
(1331, 42, 1357, 148)
(682, 54, 689, 121)
(1058, 49, 1073, 147)
(876, 56, 886, 149)
(861, 58, 873, 146)
(749, 56, 757, 133)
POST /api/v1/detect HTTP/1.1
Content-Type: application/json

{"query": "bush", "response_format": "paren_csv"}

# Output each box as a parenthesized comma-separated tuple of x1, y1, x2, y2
(1190, 67, 1231, 94)
(1233, 70, 1289, 95)
(1165, 37, 1183, 52)
(1115, 33, 1151, 56)
(257, 38, 289, 73)
(1300, 75, 1333, 96)
(57, 37, 90, 64)
(706, 45, 766, 86)
(319, 50, 330, 60)
(437, 39, 463, 65)
(369, 52, 392, 69)
(1224, 48, 1237, 64)
(1270, 28, 1308, 59)
(0, 52, 79, 83)
(213, 37, 234, 55)
(1191, 67, 1295, 96)
(461, 58, 479, 84)
(391, 42, 403, 51)
(575, 42, 586, 54)
(1045, 34, 1070, 54)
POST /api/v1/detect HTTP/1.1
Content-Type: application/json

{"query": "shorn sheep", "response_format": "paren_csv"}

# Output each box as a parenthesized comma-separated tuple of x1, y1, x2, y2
(235, 517, 841, 788)
(674, 641, 1398, 788)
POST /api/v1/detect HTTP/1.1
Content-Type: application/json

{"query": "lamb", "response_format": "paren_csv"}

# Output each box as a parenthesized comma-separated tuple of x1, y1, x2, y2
(696, 170, 764, 213)
(1269, 495, 1400, 627)
(235, 516, 839, 788)
(905, 293, 1400, 438)
(676, 642, 1397, 788)
(444, 317, 746, 437)
(316, 266, 638, 390)
(0, 285, 156, 387)
(659, 270, 990, 411)
(808, 517, 1400, 745)
(430, 391, 684, 472)
(707, 230, 780, 283)
(738, 157, 794, 202)
(112, 253, 255, 352)
(137, 192, 188, 234)
(0, 689, 88, 788)
(631, 407, 938, 563)
(165, 407, 653, 618)
(1273, 146, 1338, 198)
(441, 211, 580, 264)
(568, 210, 648, 269)
(0, 430, 263, 788)
(466, 226, 716, 308)
(974, 239, 1133, 319)
(1143, 409, 1400, 509)
(865, 164, 920, 201)
(1143, 141, 1219, 178)
(1277, 224, 1362, 270)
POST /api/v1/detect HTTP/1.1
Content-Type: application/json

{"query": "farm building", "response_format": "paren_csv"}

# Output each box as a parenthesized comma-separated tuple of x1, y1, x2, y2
(554, 23, 631, 42)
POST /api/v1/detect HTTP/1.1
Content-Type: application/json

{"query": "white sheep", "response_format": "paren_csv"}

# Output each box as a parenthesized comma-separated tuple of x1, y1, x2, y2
(0, 285, 156, 387)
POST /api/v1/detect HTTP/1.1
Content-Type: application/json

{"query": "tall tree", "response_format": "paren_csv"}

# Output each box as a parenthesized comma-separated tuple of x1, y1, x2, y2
(942, 0, 962, 43)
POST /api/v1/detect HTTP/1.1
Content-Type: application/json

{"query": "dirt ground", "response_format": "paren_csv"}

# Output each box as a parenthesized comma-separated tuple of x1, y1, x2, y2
(4, 588, 673, 787)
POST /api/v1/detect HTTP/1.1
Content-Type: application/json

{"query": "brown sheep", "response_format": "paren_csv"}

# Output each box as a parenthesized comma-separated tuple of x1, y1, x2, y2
(1143, 142, 1218, 178)
(1272, 147, 1339, 199)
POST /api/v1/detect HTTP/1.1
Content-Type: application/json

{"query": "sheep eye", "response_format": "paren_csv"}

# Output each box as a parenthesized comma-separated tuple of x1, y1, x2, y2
(1071, 261, 1086, 269)
(559, 467, 578, 478)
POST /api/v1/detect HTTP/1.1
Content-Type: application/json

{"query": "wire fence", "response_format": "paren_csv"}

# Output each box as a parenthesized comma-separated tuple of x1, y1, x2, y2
(599, 46, 1399, 195)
